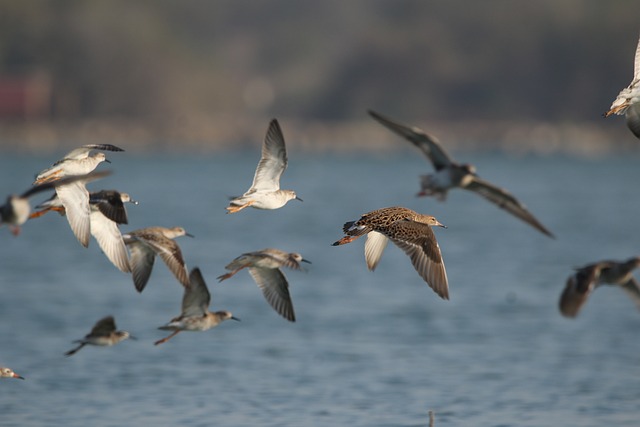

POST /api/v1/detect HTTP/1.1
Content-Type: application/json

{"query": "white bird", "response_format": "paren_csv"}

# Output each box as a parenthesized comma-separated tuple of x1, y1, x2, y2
(155, 267, 239, 345)
(560, 257, 640, 318)
(368, 110, 554, 238)
(31, 189, 137, 224)
(65, 315, 134, 356)
(604, 36, 640, 140)
(33, 144, 124, 185)
(123, 226, 193, 292)
(226, 119, 302, 213)
(0, 366, 24, 380)
(217, 248, 311, 322)
(1, 171, 110, 236)
(30, 190, 136, 272)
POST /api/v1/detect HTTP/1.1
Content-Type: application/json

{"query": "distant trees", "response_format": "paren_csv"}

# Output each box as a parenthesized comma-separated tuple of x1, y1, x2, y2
(0, 1, 636, 124)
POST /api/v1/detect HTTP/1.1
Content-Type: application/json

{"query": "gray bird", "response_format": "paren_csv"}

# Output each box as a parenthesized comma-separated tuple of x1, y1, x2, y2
(65, 316, 133, 356)
(218, 248, 310, 322)
(560, 257, 640, 318)
(368, 110, 554, 238)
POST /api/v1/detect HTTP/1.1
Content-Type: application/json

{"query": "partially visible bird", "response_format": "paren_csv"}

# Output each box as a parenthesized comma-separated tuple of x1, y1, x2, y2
(29, 190, 136, 272)
(33, 144, 124, 185)
(123, 226, 193, 292)
(604, 36, 640, 140)
(64, 316, 133, 356)
(0, 366, 24, 380)
(333, 206, 449, 300)
(226, 119, 302, 213)
(1, 171, 110, 236)
(31, 190, 137, 224)
(368, 110, 555, 238)
(218, 248, 311, 322)
(155, 267, 239, 345)
(560, 257, 640, 318)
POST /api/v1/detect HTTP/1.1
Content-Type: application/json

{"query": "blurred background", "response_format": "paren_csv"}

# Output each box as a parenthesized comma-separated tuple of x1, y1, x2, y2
(0, 0, 638, 153)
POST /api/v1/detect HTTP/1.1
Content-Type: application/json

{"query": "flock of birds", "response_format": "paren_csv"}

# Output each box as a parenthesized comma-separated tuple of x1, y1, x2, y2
(1, 35, 640, 382)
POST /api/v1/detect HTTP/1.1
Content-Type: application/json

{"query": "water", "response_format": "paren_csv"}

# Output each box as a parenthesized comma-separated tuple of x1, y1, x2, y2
(0, 149, 639, 426)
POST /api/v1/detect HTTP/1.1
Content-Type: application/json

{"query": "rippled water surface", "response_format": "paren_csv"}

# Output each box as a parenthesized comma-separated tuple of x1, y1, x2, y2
(1, 149, 639, 427)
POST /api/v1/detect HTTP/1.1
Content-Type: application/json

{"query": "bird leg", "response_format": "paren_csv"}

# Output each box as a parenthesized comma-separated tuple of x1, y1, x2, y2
(604, 101, 630, 117)
(64, 343, 85, 357)
(225, 201, 254, 214)
(217, 269, 241, 282)
(332, 235, 360, 246)
(29, 206, 65, 219)
(154, 330, 181, 346)
(34, 170, 63, 185)
(10, 226, 21, 236)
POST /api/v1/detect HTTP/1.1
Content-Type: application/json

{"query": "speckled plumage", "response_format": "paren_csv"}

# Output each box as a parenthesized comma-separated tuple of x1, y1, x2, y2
(333, 206, 449, 300)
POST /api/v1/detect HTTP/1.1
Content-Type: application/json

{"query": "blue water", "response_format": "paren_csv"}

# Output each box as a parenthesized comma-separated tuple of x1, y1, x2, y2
(1, 149, 639, 426)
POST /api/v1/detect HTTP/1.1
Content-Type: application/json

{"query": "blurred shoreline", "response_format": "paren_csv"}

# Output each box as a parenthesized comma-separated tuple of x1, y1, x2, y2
(0, 116, 637, 157)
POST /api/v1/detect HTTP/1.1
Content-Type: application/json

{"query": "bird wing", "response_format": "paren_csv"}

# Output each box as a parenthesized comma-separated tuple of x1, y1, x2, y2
(465, 176, 554, 238)
(124, 238, 157, 292)
(90, 190, 128, 224)
(368, 110, 454, 170)
(181, 267, 210, 317)
(620, 277, 640, 309)
(90, 209, 130, 273)
(248, 119, 287, 193)
(248, 267, 296, 321)
(385, 221, 449, 300)
(559, 265, 600, 318)
(140, 234, 189, 288)
(64, 144, 125, 160)
(633, 36, 640, 83)
(625, 103, 640, 140)
(363, 231, 389, 271)
(89, 316, 117, 337)
(55, 181, 91, 247)
(22, 170, 112, 200)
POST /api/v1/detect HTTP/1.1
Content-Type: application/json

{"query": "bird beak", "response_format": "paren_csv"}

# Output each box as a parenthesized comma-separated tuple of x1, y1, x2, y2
(231, 316, 241, 322)
(301, 258, 312, 264)
(185, 232, 195, 238)
(436, 221, 447, 229)
(295, 196, 303, 202)
(104, 159, 112, 164)
(128, 335, 138, 340)
(13, 373, 24, 380)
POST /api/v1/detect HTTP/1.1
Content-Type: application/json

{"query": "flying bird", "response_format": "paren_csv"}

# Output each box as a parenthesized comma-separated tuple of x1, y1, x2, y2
(65, 315, 133, 356)
(0, 366, 24, 380)
(604, 36, 640, 140)
(333, 206, 449, 300)
(559, 257, 640, 318)
(226, 119, 301, 213)
(368, 110, 555, 238)
(30, 190, 136, 272)
(33, 144, 124, 185)
(218, 248, 311, 322)
(123, 226, 193, 292)
(31, 190, 137, 224)
(155, 267, 239, 345)
(1, 171, 110, 236)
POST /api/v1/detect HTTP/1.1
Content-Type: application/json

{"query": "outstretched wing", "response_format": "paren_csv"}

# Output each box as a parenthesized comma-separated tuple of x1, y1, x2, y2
(368, 110, 454, 170)
(248, 267, 296, 322)
(181, 267, 210, 317)
(465, 176, 555, 238)
(248, 119, 288, 193)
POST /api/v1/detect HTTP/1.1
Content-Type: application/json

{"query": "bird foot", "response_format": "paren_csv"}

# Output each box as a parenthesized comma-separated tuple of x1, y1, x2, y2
(332, 235, 357, 246)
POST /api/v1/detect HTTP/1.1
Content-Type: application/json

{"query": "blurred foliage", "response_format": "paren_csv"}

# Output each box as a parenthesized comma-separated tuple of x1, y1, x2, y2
(0, 0, 637, 125)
